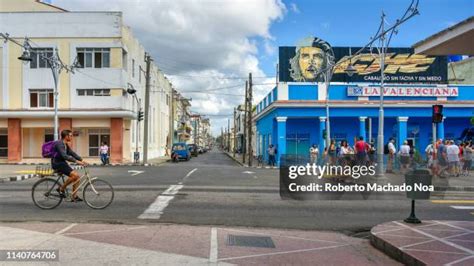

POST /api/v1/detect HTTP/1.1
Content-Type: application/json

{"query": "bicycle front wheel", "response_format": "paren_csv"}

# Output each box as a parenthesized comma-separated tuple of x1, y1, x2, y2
(83, 178, 114, 209)
(32, 178, 63, 209)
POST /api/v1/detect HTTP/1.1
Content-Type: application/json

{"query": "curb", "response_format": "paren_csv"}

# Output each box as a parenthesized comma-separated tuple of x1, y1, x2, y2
(0, 166, 83, 183)
(223, 152, 245, 167)
(0, 161, 169, 167)
(370, 226, 423, 266)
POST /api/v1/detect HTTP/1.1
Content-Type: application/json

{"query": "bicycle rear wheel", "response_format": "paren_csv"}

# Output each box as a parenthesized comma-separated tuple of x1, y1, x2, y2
(83, 178, 114, 209)
(32, 178, 63, 209)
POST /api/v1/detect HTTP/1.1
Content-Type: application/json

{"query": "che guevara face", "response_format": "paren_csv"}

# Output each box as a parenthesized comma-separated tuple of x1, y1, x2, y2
(298, 46, 325, 80)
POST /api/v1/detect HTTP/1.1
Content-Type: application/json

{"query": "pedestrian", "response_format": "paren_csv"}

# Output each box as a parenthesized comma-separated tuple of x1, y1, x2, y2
(325, 139, 337, 165)
(368, 140, 376, 165)
(447, 140, 460, 177)
(309, 144, 319, 165)
(267, 144, 276, 167)
(354, 136, 369, 165)
(399, 140, 411, 172)
(425, 142, 435, 173)
(437, 139, 449, 177)
(99, 141, 109, 165)
(386, 138, 396, 173)
(462, 141, 472, 176)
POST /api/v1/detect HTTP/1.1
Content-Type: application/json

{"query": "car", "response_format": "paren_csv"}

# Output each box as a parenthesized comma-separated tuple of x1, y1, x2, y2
(171, 143, 191, 162)
(197, 146, 204, 154)
(188, 144, 199, 157)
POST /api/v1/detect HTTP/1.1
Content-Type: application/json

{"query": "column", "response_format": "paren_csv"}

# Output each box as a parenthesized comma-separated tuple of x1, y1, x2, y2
(8, 119, 22, 162)
(359, 117, 367, 140)
(59, 118, 73, 146)
(436, 117, 445, 140)
(397, 117, 409, 149)
(110, 118, 124, 163)
(276, 117, 287, 166)
(319, 117, 326, 151)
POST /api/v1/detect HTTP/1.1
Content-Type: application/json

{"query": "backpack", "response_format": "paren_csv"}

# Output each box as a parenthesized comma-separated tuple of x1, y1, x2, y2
(384, 143, 389, 155)
(42, 140, 58, 158)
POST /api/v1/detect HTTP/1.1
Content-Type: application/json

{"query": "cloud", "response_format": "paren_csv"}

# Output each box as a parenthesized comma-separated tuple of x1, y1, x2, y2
(290, 3, 300, 14)
(52, 0, 285, 135)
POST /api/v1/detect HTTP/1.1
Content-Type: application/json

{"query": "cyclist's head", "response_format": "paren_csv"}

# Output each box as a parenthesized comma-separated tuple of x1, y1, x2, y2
(61, 129, 73, 140)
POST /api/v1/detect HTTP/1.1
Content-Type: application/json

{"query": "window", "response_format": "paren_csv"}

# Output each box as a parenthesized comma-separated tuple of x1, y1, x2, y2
(88, 129, 110, 157)
(132, 59, 135, 77)
(77, 89, 111, 96)
(30, 48, 53, 69)
(166, 94, 170, 106)
(139, 66, 142, 83)
(0, 129, 7, 157)
(76, 48, 110, 68)
(44, 129, 54, 142)
(30, 89, 53, 108)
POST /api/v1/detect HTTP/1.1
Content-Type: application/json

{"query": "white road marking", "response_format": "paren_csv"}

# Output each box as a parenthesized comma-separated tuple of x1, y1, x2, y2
(138, 168, 196, 220)
(242, 171, 255, 174)
(450, 206, 474, 210)
(209, 227, 218, 263)
(128, 170, 145, 176)
(64, 226, 147, 236)
(54, 223, 77, 235)
(393, 221, 474, 256)
(446, 255, 474, 266)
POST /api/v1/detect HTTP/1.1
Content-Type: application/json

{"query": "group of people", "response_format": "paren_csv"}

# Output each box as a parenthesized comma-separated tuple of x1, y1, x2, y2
(425, 139, 472, 177)
(308, 137, 376, 166)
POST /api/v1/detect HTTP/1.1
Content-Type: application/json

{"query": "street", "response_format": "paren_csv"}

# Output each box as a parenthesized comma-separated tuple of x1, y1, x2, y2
(1, 149, 472, 233)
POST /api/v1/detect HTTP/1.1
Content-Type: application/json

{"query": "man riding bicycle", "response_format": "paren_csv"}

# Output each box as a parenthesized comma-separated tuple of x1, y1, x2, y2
(52, 129, 88, 201)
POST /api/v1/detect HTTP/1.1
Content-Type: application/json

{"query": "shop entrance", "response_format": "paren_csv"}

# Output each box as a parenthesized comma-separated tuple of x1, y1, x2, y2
(286, 133, 310, 157)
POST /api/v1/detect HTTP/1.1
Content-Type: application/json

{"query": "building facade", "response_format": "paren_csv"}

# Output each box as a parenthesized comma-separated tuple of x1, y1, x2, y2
(255, 33, 473, 165)
(0, 0, 171, 163)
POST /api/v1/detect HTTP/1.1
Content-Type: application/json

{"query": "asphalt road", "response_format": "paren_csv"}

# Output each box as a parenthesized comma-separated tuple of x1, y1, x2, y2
(0, 149, 472, 233)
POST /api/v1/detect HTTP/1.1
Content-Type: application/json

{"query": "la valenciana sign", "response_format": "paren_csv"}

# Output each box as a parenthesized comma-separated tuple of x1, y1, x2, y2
(347, 86, 459, 97)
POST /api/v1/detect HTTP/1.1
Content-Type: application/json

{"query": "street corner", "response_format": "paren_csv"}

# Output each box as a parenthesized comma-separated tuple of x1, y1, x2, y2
(0, 222, 398, 265)
(370, 220, 474, 265)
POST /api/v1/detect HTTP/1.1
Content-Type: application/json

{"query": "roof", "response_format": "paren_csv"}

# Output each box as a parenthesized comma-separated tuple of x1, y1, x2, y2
(36, 0, 68, 12)
(412, 16, 474, 55)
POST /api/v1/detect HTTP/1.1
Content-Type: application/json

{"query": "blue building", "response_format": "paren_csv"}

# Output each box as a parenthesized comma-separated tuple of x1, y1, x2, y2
(255, 41, 474, 165)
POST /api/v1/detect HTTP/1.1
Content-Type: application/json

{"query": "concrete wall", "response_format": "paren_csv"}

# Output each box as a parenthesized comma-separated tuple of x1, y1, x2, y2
(449, 57, 474, 84)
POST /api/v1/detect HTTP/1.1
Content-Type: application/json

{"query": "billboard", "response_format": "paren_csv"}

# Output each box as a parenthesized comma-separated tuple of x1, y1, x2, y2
(279, 46, 448, 84)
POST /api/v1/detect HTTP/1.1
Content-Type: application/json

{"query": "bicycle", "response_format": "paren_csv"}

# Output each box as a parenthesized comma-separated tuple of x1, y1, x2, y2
(31, 166, 114, 210)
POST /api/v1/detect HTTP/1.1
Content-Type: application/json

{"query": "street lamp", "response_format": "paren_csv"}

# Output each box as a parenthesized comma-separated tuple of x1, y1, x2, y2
(127, 83, 142, 164)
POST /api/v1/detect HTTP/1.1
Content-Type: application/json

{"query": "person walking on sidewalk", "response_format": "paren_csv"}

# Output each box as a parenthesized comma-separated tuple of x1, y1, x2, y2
(447, 140, 460, 177)
(52, 130, 88, 202)
(462, 141, 472, 176)
(399, 140, 411, 172)
(268, 144, 276, 167)
(309, 144, 319, 165)
(386, 138, 397, 173)
(99, 142, 109, 165)
(355, 136, 369, 166)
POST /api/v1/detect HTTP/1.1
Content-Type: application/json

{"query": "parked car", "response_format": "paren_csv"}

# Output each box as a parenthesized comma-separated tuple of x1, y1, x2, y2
(198, 146, 204, 154)
(188, 144, 199, 157)
(171, 143, 190, 162)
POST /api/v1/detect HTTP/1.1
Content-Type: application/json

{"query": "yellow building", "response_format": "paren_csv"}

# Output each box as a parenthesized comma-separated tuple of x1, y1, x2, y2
(0, 0, 172, 163)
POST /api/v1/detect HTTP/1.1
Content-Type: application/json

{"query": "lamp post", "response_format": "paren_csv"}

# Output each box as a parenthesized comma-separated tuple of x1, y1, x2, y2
(1, 34, 79, 141)
(127, 83, 142, 164)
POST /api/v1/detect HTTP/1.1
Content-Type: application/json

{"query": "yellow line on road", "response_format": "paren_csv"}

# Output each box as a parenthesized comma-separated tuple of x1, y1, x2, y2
(431, 200, 474, 204)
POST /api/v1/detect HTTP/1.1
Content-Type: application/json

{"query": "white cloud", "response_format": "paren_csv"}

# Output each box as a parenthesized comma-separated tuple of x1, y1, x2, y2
(52, 0, 285, 135)
(290, 3, 300, 14)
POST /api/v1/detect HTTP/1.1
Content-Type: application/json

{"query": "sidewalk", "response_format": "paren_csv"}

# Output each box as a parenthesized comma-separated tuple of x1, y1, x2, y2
(371, 220, 474, 265)
(0, 222, 398, 265)
(224, 151, 272, 168)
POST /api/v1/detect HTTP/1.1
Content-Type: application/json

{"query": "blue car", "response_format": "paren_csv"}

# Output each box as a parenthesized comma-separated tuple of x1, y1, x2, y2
(171, 143, 191, 162)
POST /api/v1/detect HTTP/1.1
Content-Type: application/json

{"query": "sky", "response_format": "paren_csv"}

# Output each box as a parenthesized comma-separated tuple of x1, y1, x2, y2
(49, 0, 473, 136)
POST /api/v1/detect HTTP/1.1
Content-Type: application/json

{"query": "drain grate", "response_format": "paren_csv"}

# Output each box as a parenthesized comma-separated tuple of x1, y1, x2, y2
(227, 235, 275, 248)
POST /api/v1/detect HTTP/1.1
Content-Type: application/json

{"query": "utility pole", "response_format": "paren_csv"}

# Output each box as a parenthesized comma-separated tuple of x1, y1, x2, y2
(247, 72, 253, 166)
(243, 81, 248, 164)
(233, 108, 237, 157)
(227, 118, 230, 152)
(168, 88, 175, 155)
(143, 53, 152, 164)
(221, 127, 223, 149)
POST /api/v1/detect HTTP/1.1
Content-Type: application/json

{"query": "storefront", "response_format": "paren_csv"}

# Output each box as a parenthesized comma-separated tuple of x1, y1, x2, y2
(255, 41, 474, 165)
